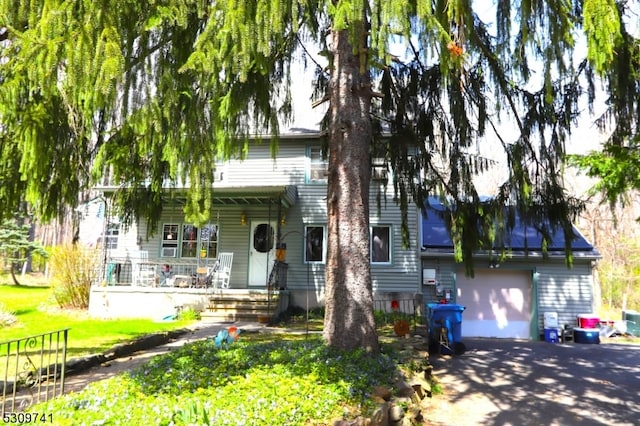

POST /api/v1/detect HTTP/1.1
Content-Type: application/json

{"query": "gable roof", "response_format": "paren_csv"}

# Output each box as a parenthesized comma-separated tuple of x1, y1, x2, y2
(421, 197, 598, 258)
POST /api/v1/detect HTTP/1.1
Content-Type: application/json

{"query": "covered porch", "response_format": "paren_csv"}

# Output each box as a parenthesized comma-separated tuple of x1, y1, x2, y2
(96, 185, 297, 287)
(89, 185, 298, 319)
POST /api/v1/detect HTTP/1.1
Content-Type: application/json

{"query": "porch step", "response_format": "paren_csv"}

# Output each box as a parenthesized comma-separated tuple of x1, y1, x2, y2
(202, 290, 288, 322)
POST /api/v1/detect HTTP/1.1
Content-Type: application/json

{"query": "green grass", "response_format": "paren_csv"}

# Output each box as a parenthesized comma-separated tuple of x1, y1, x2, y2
(3, 284, 429, 425)
(0, 284, 195, 358)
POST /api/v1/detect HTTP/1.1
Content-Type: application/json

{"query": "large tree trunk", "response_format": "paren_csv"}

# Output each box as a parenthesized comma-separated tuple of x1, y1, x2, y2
(323, 27, 379, 353)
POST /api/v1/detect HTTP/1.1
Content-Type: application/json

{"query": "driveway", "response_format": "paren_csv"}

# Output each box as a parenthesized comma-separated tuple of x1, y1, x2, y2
(425, 338, 640, 426)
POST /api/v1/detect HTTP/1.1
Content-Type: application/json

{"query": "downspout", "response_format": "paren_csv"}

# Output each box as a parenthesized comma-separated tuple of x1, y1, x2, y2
(100, 195, 109, 286)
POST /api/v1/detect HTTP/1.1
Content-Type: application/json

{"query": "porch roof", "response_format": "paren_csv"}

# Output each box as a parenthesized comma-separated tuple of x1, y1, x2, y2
(207, 185, 298, 207)
(98, 184, 298, 208)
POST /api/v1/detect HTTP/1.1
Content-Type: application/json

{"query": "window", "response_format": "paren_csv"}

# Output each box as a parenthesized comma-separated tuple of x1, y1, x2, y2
(307, 147, 328, 183)
(371, 226, 391, 264)
(104, 223, 119, 250)
(199, 224, 218, 259)
(371, 157, 389, 182)
(303, 225, 389, 264)
(161, 223, 219, 259)
(253, 224, 275, 253)
(181, 225, 199, 257)
(305, 225, 325, 263)
(161, 224, 179, 257)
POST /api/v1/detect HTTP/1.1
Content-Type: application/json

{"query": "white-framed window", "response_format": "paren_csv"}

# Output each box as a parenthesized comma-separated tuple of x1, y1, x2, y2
(307, 146, 328, 183)
(304, 225, 326, 263)
(160, 223, 218, 259)
(104, 223, 119, 250)
(199, 224, 219, 259)
(303, 225, 391, 264)
(161, 224, 179, 257)
(181, 224, 199, 258)
(371, 225, 391, 264)
(371, 157, 389, 182)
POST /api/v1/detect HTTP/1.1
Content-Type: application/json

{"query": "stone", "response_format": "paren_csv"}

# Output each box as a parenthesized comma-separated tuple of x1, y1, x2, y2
(388, 405, 405, 423)
(408, 405, 423, 422)
(370, 402, 389, 426)
(394, 380, 415, 398)
(424, 364, 433, 379)
(373, 385, 393, 401)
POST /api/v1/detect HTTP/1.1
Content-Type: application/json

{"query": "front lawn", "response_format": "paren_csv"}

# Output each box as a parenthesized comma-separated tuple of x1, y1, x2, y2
(0, 284, 195, 358)
(3, 283, 433, 425)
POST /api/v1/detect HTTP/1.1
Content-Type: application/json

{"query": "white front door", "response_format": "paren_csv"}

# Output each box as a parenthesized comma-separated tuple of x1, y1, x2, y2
(248, 220, 276, 287)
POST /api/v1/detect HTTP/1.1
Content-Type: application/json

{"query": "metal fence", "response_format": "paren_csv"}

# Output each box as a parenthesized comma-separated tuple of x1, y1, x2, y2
(1, 329, 68, 416)
(373, 296, 426, 330)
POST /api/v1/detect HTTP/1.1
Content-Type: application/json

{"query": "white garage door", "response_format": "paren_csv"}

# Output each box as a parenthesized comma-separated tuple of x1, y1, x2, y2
(456, 269, 533, 338)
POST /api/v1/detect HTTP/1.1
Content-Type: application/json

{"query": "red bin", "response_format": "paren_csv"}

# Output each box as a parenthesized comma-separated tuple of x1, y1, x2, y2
(577, 314, 600, 329)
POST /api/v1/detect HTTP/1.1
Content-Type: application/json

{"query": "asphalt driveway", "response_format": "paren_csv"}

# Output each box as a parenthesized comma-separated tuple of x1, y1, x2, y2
(426, 338, 640, 426)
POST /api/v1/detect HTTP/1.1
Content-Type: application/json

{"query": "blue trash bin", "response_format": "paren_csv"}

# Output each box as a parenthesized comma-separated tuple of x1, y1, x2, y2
(428, 304, 465, 354)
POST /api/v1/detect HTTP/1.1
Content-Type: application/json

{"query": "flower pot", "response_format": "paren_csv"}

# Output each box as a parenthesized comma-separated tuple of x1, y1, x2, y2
(394, 319, 410, 337)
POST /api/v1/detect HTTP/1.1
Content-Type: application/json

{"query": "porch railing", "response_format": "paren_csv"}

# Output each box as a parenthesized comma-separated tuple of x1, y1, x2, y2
(1, 329, 68, 415)
(103, 256, 202, 286)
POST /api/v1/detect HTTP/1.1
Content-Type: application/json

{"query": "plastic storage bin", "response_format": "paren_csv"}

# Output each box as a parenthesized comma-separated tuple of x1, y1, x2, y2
(544, 312, 559, 329)
(622, 310, 640, 337)
(577, 314, 600, 329)
(574, 327, 600, 344)
(544, 328, 559, 343)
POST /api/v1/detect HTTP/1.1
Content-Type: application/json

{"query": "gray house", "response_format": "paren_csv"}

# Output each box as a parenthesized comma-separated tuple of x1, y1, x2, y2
(420, 198, 600, 340)
(87, 130, 421, 319)
(86, 131, 598, 338)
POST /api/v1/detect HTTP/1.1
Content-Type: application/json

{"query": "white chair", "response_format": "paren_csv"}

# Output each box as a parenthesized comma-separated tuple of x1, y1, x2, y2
(132, 251, 156, 286)
(211, 252, 233, 290)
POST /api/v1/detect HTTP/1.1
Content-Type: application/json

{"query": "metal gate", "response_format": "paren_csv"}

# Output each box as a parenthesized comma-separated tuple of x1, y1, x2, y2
(1, 329, 68, 415)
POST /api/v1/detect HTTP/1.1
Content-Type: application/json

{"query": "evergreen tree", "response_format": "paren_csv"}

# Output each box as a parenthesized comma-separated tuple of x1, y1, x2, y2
(0, 217, 48, 285)
(568, 1, 640, 211)
(0, 1, 629, 351)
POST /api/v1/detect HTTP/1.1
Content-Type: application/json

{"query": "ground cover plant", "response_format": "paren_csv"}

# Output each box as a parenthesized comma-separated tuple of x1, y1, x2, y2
(37, 332, 402, 425)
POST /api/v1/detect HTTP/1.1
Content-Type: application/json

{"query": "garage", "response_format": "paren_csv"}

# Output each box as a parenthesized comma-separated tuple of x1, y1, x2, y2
(455, 269, 533, 339)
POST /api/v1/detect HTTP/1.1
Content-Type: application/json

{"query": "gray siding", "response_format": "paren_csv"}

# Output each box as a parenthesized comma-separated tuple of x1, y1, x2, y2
(420, 258, 457, 304)
(218, 143, 304, 187)
(282, 160, 421, 307)
(535, 261, 595, 329)
(111, 137, 421, 297)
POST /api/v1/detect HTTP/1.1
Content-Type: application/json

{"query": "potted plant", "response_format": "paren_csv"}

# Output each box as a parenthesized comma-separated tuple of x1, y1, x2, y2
(391, 300, 410, 337)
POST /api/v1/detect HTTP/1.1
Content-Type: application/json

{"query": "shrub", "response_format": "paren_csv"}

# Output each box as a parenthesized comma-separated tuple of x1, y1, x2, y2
(279, 305, 325, 322)
(49, 244, 100, 309)
(177, 306, 201, 321)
